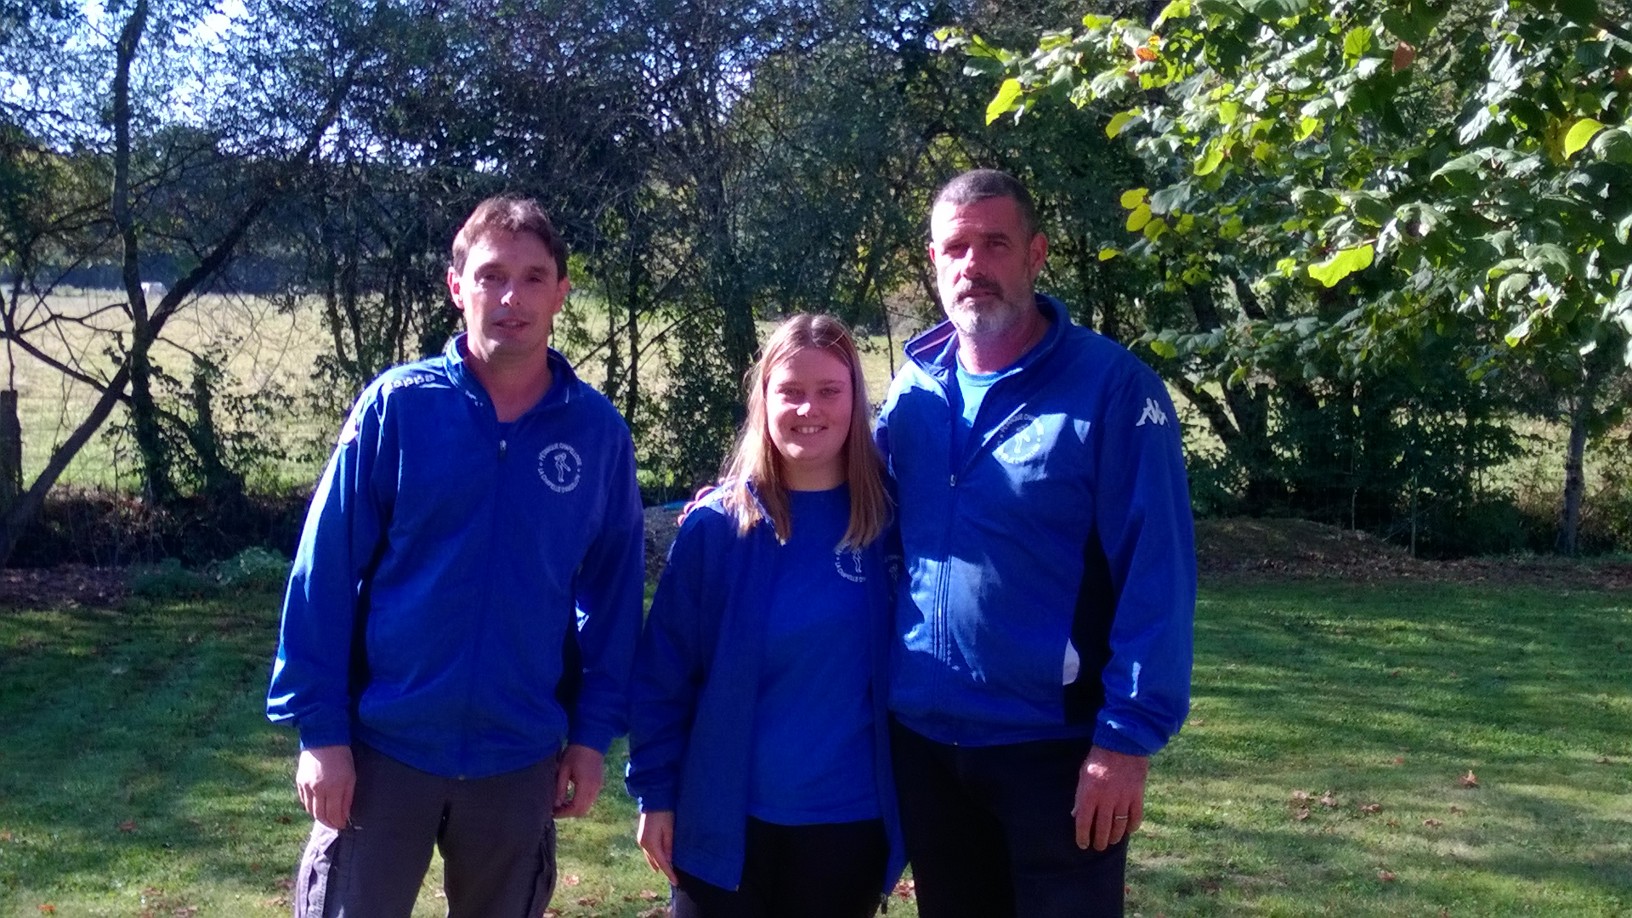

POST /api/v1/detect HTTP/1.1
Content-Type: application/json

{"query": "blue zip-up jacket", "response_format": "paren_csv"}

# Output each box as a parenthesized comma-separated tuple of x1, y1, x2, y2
(624, 488, 907, 893)
(878, 294, 1196, 755)
(266, 334, 645, 777)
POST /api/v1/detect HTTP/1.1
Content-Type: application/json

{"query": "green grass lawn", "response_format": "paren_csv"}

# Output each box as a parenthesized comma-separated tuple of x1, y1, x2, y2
(1, 578, 1628, 916)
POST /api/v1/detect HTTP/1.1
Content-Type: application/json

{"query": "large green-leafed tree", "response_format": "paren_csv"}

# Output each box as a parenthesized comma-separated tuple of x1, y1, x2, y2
(979, 0, 1632, 550)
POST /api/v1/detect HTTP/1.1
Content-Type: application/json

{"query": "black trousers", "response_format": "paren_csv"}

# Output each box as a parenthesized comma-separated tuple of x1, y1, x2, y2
(672, 817, 888, 918)
(891, 721, 1129, 918)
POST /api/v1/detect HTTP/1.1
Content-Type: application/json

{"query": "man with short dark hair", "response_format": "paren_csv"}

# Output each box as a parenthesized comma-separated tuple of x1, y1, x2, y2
(878, 169, 1196, 917)
(268, 196, 645, 916)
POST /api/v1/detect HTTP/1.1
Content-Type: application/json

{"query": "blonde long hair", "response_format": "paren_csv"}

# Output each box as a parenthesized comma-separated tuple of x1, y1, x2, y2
(719, 314, 891, 548)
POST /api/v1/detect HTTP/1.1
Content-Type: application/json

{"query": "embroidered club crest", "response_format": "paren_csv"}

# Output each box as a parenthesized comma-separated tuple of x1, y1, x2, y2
(538, 443, 583, 493)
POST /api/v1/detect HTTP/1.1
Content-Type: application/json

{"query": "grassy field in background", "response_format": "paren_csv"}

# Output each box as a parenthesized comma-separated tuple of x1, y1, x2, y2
(6, 289, 920, 496)
(1, 577, 1628, 916)
(6, 290, 332, 491)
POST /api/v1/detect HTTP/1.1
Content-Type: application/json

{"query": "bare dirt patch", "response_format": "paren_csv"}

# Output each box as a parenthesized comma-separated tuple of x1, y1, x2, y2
(1196, 517, 1632, 592)
(0, 564, 129, 609)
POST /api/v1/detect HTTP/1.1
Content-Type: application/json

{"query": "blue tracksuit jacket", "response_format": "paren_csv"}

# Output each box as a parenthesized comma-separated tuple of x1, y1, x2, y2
(266, 334, 645, 778)
(878, 294, 1196, 755)
(624, 488, 907, 893)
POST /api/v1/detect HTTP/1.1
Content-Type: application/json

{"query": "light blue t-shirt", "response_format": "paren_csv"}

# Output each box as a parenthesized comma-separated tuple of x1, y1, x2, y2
(747, 485, 881, 825)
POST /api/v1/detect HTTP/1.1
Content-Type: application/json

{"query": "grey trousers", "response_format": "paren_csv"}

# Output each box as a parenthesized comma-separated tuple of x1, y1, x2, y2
(293, 743, 559, 918)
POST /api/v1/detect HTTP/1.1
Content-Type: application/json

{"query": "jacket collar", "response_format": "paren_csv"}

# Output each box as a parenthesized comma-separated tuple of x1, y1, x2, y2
(903, 293, 1071, 381)
(442, 332, 580, 414)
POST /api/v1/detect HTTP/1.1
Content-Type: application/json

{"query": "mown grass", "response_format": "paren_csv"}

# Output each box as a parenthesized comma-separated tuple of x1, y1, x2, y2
(1, 578, 1627, 916)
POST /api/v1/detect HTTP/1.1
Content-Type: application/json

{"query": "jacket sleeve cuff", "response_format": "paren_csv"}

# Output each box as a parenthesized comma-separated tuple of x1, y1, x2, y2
(1092, 721, 1162, 757)
(636, 789, 677, 812)
(567, 724, 615, 756)
(298, 719, 352, 751)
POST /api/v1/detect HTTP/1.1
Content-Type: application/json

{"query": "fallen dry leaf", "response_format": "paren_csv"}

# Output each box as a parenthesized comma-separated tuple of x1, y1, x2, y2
(38, 906, 55, 915)
(1392, 756, 1406, 765)
(1378, 869, 1397, 882)
(894, 878, 916, 900)
(1424, 818, 1444, 828)
(118, 820, 138, 833)
(1319, 792, 1338, 808)
(0, 830, 12, 842)
(1460, 770, 1479, 788)
(638, 890, 661, 900)
(1294, 807, 1311, 822)
(577, 896, 601, 907)
(562, 874, 581, 887)
(1360, 803, 1382, 815)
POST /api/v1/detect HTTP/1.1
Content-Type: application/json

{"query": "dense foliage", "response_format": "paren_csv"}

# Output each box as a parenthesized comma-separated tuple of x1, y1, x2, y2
(3, 0, 1631, 562)
(978, 0, 1632, 552)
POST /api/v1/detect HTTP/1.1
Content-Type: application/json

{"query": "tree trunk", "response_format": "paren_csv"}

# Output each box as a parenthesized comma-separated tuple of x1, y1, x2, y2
(2, 369, 132, 565)
(0, 390, 21, 514)
(1558, 389, 1590, 556)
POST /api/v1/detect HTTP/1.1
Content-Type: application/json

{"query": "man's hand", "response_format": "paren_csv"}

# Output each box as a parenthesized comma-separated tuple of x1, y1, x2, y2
(554, 744, 605, 818)
(1071, 747, 1150, 851)
(296, 745, 356, 830)
(636, 810, 678, 884)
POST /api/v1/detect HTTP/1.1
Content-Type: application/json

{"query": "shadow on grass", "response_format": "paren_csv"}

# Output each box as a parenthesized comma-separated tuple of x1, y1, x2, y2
(0, 594, 307, 911)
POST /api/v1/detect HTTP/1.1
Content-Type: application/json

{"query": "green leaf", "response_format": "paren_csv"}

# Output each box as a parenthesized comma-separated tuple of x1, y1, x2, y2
(1431, 151, 1484, 189)
(1106, 110, 1137, 138)
(1194, 141, 1226, 176)
(1127, 203, 1153, 232)
(1497, 271, 1532, 302)
(1308, 244, 1375, 287)
(1296, 116, 1321, 141)
(1119, 187, 1149, 210)
(1349, 195, 1393, 228)
(986, 79, 1024, 124)
(1153, 0, 1191, 25)
(1098, 247, 1121, 261)
(1504, 315, 1532, 347)
(1149, 337, 1179, 358)
(1564, 118, 1606, 159)
(1591, 127, 1632, 164)
(1238, 0, 1309, 17)
(1551, 0, 1600, 26)
(1342, 27, 1372, 66)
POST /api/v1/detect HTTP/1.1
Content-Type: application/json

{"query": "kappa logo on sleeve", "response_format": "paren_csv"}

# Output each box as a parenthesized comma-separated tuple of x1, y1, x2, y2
(538, 443, 583, 493)
(1135, 397, 1169, 428)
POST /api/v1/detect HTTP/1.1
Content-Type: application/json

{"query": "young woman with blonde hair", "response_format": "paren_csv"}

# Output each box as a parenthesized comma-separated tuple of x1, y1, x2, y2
(626, 313, 904, 917)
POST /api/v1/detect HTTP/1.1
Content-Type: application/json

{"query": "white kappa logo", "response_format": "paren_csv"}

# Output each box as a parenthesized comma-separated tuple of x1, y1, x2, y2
(835, 548, 866, 583)
(538, 443, 582, 493)
(1135, 398, 1169, 428)
(992, 414, 1045, 464)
